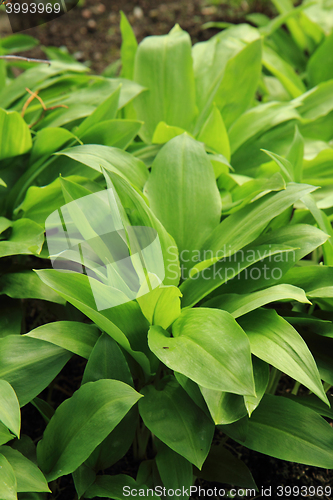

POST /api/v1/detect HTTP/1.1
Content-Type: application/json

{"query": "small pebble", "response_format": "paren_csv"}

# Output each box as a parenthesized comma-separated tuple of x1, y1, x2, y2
(133, 6, 144, 19)
(87, 19, 97, 31)
(82, 8, 91, 19)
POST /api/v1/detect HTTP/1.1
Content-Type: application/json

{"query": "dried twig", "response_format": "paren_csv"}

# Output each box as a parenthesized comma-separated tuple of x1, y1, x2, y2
(22, 87, 69, 127)
(0, 55, 51, 65)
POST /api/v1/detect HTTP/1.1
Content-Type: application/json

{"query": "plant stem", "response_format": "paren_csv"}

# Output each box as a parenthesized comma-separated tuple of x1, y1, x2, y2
(266, 367, 282, 395)
(291, 381, 301, 396)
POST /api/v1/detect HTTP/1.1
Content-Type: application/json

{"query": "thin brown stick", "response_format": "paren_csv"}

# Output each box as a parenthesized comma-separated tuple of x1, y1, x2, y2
(0, 55, 51, 65)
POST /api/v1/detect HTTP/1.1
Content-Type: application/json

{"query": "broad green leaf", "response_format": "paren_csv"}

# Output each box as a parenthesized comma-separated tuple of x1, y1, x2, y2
(82, 333, 133, 386)
(0, 272, 65, 304)
(263, 46, 306, 98)
(0, 423, 13, 447)
(276, 265, 333, 295)
(0, 447, 49, 493)
(194, 183, 316, 273)
(0, 219, 44, 258)
(192, 24, 259, 133)
(0, 454, 16, 500)
(296, 80, 333, 121)
(0, 34, 38, 53)
(25, 322, 100, 359)
(0, 61, 88, 109)
(307, 31, 333, 87)
(85, 475, 155, 500)
(238, 309, 328, 404)
(215, 39, 262, 128)
(76, 85, 121, 137)
(145, 134, 221, 265)
(37, 380, 142, 481)
(120, 11, 138, 80)
(0, 108, 32, 160)
(152, 122, 189, 144)
(82, 334, 136, 472)
(139, 378, 214, 469)
(243, 357, 269, 416)
(133, 25, 197, 142)
(204, 284, 311, 318)
(181, 243, 296, 308)
(72, 464, 96, 499)
(155, 441, 193, 500)
(283, 394, 333, 420)
(197, 105, 230, 160)
(0, 381, 20, 438)
(137, 284, 182, 329)
(196, 443, 256, 489)
(30, 127, 75, 164)
(80, 120, 142, 149)
(57, 144, 148, 190)
(36, 269, 152, 374)
(149, 308, 255, 395)
(199, 388, 247, 425)
(301, 193, 333, 265)
(229, 101, 300, 154)
(286, 125, 304, 183)
(218, 225, 328, 295)
(271, 0, 309, 51)
(15, 176, 101, 226)
(224, 394, 333, 468)
(0, 335, 71, 406)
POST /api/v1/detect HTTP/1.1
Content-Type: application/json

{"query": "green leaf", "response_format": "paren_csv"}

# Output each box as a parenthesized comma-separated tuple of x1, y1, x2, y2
(238, 309, 328, 404)
(0, 34, 38, 53)
(120, 11, 138, 80)
(0, 423, 14, 447)
(76, 85, 121, 137)
(82, 333, 133, 386)
(301, 330, 333, 386)
(80, 120, 142, 149)
(199, 388, 247, 425)
(139, 377, 214, 469)
(263, 46, 306, 98)
(30, 127, 75, 165)
(149, 308, 255, 395)
(205, 284, 311, 318)
(197, 183, 316, 270)
(72, 463, 96, 499)
(0, 453, 17, 500)
(57, 144, 148, 191)
(307, 31, 333, 87)
(0, 298, 22, 338)
(25, 322, 100, 359)
(243, 357, 269, 416)
(155, 441, 193, 500)
(0, 272, 65, 305)
(0, 335, 71, 406)
(37, 380, 142, 481)
(0, 108, 32, 160)
(145, 134, 221, 264)
(286, 125, 304, 183)
(0, 447, 50, 493)
(36, 270, 151, 374)
(197, 106, 230, 160)
(224, 394, 333, 468)
(196, 443, 256, 489)
(215, 38, 262, 128)
(0, 219, 44, 258)
(137, 284, 182, 330)
(229, 101, 300, 154)
(0, 381, 20, 438)
(152, 122, 189, 144)
(133, 25, 197, 142)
